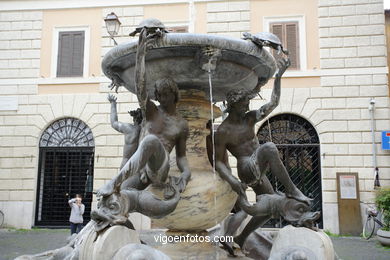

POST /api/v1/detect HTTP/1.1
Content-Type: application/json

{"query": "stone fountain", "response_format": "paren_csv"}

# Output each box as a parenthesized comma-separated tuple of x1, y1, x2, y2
(16, 19, 335, 260)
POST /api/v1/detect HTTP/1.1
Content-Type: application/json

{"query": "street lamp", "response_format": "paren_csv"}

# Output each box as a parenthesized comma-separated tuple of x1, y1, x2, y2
(104, 12, 121, 45)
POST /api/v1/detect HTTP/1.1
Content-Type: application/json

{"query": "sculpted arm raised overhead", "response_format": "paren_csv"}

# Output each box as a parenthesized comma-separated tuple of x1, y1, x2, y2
(108, 94, 134, 134)
(253, 58, 290, 122)
(134, 28, 158, 119)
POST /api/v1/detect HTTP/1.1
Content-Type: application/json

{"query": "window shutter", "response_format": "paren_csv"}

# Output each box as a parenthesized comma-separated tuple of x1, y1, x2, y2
(286, 23, 299, 70)
(270, 22, 300, 70)
(57, 31, 85, 77)
(57, 32, 72, 77)
(71, 32, 84, 76)
(271, 24, 283, 43)
(270, 23, 284, 63)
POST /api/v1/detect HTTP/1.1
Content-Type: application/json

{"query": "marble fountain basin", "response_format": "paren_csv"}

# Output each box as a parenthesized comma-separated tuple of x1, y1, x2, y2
(102, 33, 277, 231)
(102, 33, 277, 101)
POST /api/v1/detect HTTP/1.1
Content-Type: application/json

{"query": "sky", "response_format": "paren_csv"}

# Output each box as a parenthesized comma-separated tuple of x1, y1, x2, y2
(385, 0, 390, 9)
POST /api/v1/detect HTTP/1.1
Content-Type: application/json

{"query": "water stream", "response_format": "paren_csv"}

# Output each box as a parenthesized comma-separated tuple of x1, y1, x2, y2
(207, 63, 220, 257)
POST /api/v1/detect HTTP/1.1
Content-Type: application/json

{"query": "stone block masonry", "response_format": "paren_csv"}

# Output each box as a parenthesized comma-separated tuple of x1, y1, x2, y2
(0, 11, 42, 80)
(318, 0, 390, 233)
(0, 6, 142, 228)
(101, 7, 144, 59)
(0, 89, 142, 228)
(0, 0, 388, 235)
(206, 1, 250, 38)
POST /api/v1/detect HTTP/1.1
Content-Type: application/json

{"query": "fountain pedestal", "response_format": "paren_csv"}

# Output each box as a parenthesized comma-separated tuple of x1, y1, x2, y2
(150, 90, 237, 231)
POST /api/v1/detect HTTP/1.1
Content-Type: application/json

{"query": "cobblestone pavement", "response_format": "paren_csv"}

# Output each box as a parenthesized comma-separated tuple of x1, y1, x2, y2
(1, 228, 390, 260)
(331, 236, 390, 260)
(0, 228, 69, 260)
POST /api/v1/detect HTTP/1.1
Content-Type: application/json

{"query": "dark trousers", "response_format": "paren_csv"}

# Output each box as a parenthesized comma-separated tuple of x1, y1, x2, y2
(70, 222, 83, 235)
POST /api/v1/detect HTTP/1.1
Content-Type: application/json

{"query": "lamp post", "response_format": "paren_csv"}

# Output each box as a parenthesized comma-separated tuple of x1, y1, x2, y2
(104, 12, 121, 45)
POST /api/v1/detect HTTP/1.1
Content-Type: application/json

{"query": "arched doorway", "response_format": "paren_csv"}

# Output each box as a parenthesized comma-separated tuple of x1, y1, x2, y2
(257, 113, 323, 227)
(35, 118, 94, 227)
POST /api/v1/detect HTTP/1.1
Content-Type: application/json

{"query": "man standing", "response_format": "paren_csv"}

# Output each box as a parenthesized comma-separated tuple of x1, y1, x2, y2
(68, 194, 84, 235)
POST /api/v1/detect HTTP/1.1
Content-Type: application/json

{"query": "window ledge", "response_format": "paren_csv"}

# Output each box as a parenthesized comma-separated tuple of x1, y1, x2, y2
(37, 77, 109, 85)
(281, 70, 321, 78)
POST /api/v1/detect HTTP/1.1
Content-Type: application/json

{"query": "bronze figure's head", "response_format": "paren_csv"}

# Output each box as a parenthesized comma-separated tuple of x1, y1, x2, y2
(154, 77, 180, 105)
(226, 88, 255, 113)
(129, 108, 143, 125)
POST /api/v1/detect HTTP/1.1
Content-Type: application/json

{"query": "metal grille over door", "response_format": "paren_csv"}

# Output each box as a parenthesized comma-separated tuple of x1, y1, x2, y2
(257, 114, 322, 227)
(36, 118, 94, 227)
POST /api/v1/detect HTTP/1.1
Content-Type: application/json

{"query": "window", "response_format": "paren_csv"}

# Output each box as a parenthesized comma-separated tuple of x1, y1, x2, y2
(166, 26, 188, 33)
(51, 27, 90, 78)
(264, 16, 306, 71)
(270, 22, 300, 70)
(57, 31, 85, 77)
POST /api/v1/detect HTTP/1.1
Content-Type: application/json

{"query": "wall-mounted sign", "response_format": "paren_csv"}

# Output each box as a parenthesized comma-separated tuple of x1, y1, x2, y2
(337, 172, 361, 236)
(339, 175, 357, 199)
(0, 96, 18, 111)
(382, 131, 390, 150)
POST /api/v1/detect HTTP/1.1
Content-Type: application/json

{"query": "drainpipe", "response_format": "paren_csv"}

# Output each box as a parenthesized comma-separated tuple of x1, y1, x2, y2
(368, 98, 380, 188)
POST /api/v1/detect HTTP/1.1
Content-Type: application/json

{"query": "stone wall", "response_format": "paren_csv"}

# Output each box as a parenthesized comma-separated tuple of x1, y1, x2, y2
(0, 7, 151, 229)
(316, 0, 389, 233)
(246, 0, 389, 234)
(0, 10, 43, 228)
(206, 0, 250, 38)
(101, 6, 144, 58)
(0, 11, 42, 79)
(0, 1, 388, 233)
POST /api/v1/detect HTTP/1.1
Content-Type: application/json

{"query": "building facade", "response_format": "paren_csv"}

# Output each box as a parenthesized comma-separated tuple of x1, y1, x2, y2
(0, 0, 388, 233)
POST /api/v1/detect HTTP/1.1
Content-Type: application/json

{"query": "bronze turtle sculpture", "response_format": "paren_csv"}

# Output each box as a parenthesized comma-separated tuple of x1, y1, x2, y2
(243, 32, 289, 55)
(129, 18, 168, 36)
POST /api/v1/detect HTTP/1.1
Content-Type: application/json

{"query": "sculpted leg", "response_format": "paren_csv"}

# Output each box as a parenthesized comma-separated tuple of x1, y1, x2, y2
(235, 174, 319, 248)
(256, 142, 310, 204)
(97, 135, 167, 197)
(234, 175, 274, 247)
(120, 172, 149, 191)
(221, 202, 248, 255)
(234, 215, 271, 248)
(134, 177, 181, 218)
(119, 157, 129, 170)
(225, 203, 248, 238)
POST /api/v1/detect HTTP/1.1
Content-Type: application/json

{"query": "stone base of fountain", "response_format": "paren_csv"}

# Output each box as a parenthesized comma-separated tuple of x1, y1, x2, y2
(14, 221, 335, 260)
(79, 225, 140, 260)
(153, 231, 235, 260)
(76, 225, 334, 260)
(268, 226, 335, 260)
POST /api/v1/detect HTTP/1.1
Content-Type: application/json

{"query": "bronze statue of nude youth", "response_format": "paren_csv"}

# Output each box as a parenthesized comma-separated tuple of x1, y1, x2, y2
(108, 94, 142, 170)
(97, 28, 191, 197)
(214, 58, 309, 203)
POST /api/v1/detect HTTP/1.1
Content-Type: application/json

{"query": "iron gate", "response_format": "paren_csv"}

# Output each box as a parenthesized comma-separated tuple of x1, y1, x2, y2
(35, 118, 94, 227)
(257, 113, 323, 228)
